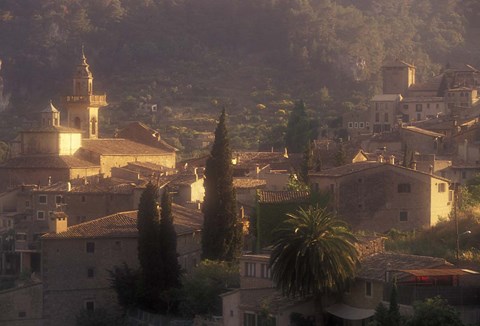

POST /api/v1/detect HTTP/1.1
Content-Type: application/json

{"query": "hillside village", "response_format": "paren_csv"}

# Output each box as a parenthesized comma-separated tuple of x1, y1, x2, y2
(0, 52, 480, 326)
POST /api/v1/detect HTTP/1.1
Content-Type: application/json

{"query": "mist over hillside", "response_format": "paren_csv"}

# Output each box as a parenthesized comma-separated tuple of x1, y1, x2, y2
(0, 0, 478, 150)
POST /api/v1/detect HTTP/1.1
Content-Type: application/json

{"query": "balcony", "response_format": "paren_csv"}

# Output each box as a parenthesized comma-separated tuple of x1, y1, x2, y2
(384, 283, 480, 306)
(64, 94, 107, 106)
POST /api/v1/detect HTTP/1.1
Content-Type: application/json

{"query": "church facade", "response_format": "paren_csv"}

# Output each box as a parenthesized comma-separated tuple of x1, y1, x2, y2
(0, 51, 176, 190)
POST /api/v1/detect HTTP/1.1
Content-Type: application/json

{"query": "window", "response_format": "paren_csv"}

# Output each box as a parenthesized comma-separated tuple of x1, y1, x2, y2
(436, 103, 439, 108)
(449, 190, 454, 202)
(260, 263, 271, 279)
(365, 281, 372, 297)
(438, 183, 446, 193)
(399, 211, 408, 222)
(114, 240, 122, 251)
(397, 183, 411, 193)
(384, 113, 389, 122)
(416, 104, 422, 112)
(359, 122, 364, 128)
(86, 242, 95, 253)
(85, 301, 95, 312)
(462, 171, 467, 179)
(87, 268, 95, 278)
(37, 211, 45, 220)
(375, 113, 379, 122)
(245, 262, 256, 277)
(18, 311, 26, 318)
(426, 103, 430, 109)
(366, 122, 369, 127)
(354, 122, 358, 128)
(81, 195, 86, 202)
(55, 195, 64, 204)
(38, 195, 47, 204)
(403, 104, 408, 110)
(244, 313, 256, 326)
(25, 200, 30, 208)
(348, 122, 353, 128)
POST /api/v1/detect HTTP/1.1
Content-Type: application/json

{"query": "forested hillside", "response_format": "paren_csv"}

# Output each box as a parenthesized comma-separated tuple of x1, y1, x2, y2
(0, 0, 478, 151)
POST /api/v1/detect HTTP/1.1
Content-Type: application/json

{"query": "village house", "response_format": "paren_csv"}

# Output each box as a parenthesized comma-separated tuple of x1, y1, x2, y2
(342, 109, 371, 137)
(41, 205, 203, 326)
(370, 94, 402, 134)
(309, 160, 452, 232)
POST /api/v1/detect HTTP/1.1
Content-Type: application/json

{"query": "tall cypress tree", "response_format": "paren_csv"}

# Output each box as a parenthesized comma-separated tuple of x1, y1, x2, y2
(202, 108, 242, 261)
(285, 100, 311, 153)
(137, 182, 162, 310)
(159, 187, 181, 291)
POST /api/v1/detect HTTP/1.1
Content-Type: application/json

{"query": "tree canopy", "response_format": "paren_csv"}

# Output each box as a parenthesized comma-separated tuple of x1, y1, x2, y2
(269, 206, 359, 297)
(202, 108, 242, 261)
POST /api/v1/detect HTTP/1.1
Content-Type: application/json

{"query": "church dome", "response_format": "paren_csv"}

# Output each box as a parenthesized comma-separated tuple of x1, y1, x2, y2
(42, 100, 59, 113)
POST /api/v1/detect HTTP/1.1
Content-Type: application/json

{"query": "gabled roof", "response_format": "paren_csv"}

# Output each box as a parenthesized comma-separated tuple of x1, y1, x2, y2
(233, 178, 267, 189)
(257, 190, 310, 204)
(42, 204, 203, 239)
(401, 126, 444, 138)
(81, 139, 172, 155)
(310, 161, 451, 182)
(116, 121, 177, 152)
(358, 252, 450, 281)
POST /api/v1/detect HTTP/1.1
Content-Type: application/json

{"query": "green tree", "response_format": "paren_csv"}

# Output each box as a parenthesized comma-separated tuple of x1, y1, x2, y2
(108, 263, 141, 312)
(388, 281, 401, 326)
(370, 302, 389, 326)
(408, 296, 464, 326)
(159, 187, 181, 299)
(270, 206, 359, 298)
(334, 142, 347, 167)
(299, 140, 314, 185)
(137, 182, 162, 310)
(202, 108, 242, 261)
(285, 100, 312, 153)
(178, 260, 239, 317)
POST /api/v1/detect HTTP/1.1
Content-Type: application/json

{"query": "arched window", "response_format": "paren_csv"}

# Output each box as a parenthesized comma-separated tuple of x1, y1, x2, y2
(91, 117, 97, 135)
(74, 117, 81, 130)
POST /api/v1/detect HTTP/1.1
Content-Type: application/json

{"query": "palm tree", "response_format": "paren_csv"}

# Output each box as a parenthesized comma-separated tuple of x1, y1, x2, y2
(269, 205, 359, 300)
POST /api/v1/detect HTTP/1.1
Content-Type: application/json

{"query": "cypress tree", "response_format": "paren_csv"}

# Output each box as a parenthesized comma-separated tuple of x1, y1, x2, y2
(285, 100, 311, 153)
(202, 108, 242, 261)
(159, 187, 181, 291)
(137, 182, 162, 310)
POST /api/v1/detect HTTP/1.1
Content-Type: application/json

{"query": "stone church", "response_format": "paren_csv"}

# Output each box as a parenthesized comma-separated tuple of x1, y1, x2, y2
(0, 51, 176, 190)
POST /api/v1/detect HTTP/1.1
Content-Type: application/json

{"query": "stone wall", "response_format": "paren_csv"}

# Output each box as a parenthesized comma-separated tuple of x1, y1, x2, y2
(0, 282, 43, 326)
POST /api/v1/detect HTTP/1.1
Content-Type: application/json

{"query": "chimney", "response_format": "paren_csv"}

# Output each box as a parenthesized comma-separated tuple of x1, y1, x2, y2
(410, 160, 417, 170)
(52, 212, 68, 234)
(67, 182, 72, 192)
(429, 165, 434, 174)
(377, 154, 385, 163)
(194, 167, 198, 181)
(389, 155, 395, 165)
(240, 206, 245, 219)
(48, 176, 52, 186)
(464, 139, 468, 162)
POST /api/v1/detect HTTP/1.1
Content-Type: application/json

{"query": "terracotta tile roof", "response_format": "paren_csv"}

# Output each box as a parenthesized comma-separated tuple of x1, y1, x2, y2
(35, 179, 136, 194)
(116, 122, 177, 152)
(257, 190, 310, 204)
(233, 178, 267, 189)
(42, 204, 203, 239)
(2, 155, 99, 169)
(310, 161, 383, 177)
(81, 139, 172, 155)
(311, 161, 451, 182)
(233, 151, 289, 167)
(358, 252, 450, 281)
(402, 126, 444, 138)
(225, 288, 311, 313)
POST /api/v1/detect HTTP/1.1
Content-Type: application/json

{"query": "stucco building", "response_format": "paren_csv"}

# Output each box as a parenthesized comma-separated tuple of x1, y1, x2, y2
(41, 205, 203, 326)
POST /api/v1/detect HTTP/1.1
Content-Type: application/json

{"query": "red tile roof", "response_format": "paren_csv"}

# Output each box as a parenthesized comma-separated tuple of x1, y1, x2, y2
(358, 252, 450, 281)
(81, 139, 172, 155)
(42, 204, 203, 239)
(257, 190, 310, 204)
(233, 178, 267, 189)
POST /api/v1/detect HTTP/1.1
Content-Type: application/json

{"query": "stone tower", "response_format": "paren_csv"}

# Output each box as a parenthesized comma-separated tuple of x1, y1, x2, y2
(64, 48, 107, 139)
(382, 60, 415, 96)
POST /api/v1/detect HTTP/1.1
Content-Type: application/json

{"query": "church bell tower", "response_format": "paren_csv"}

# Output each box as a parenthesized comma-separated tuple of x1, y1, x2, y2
(64, 47, 107, 139)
